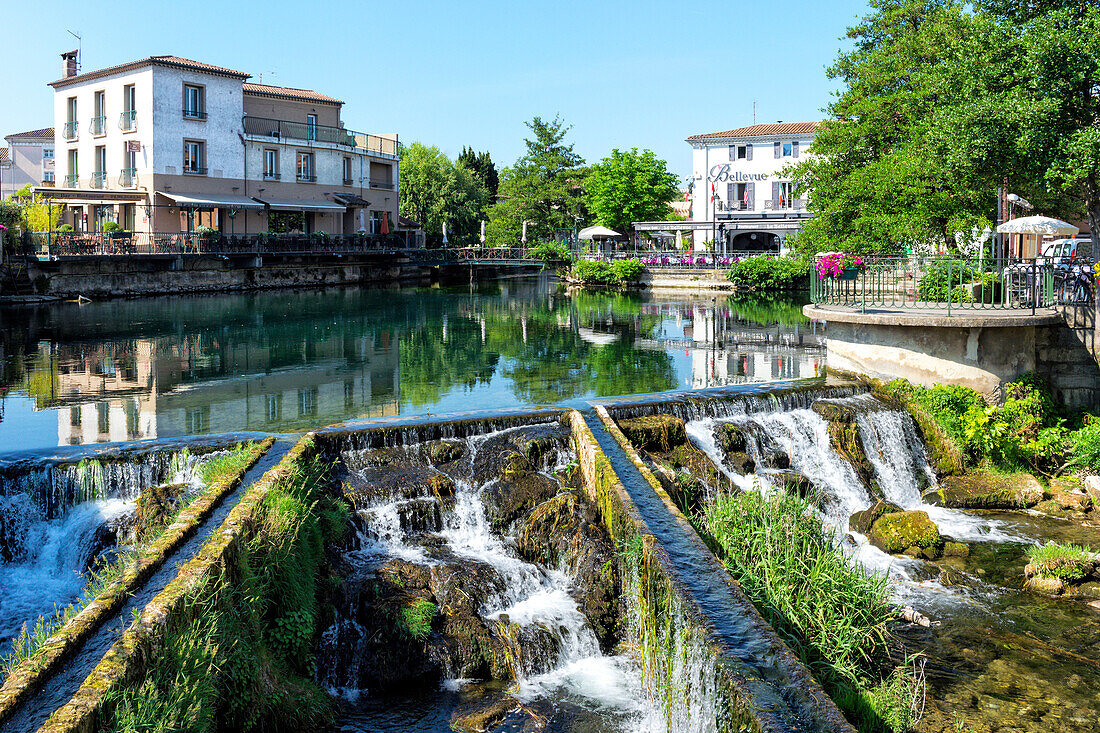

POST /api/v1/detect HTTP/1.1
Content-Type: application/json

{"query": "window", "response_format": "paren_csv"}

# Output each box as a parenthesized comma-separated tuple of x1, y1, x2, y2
(265, 394, 282, 422)
(43, 171, 55, 182)
(306, 114, 317, 141)
(263, 148, 279, 179)
(92, 91, 106, 135)
(185, 406, 211, 434)
(67, 149, 79, 186)
(183, 84, 205, 119)
(93, 146, 106, 188)
(183, 140, 206, 174)
(43, 148, 54, 160)
(296, 152, 315, 182)
(71, 405, 82, 427)
(66, 96, 77, 123)
(736, 145, 748, 160)
(782, 142, 793, 157)
(122, 149, 137, 187)
(297, 388, 318, 417)
(370, 210, 384, 234)
(97, 402, 110, 434)
(343, 156, 352, 184)
(779, 181, 796, 204)
(122, 84, 136, 131)
(65, 97, 78, 139)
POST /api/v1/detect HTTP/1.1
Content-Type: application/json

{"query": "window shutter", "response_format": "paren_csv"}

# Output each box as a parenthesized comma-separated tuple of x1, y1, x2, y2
(726, 182, 735, 208)
(729, 145, 736, 161)
(746, 144, 753, 161)
(792, 140, 800, 158)
(772, 181, 780, 207)
(773, 142, 781, 159)
(746, 182, 755, 209)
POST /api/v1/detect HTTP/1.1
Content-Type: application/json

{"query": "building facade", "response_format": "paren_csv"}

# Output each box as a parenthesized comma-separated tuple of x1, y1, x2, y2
(683, 121, 820, 252)
(1, 127, 55, 199)
(45, 53, 399, 236)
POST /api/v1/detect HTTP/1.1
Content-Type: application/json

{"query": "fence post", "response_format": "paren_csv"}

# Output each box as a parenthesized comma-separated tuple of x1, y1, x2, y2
(1031, 259, 1036, 316)
(947, 257, 952, 317)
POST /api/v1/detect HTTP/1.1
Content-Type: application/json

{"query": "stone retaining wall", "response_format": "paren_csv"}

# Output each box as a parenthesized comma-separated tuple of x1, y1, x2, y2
(0, 438, 273, 730)
(35, 435, 310, 733)
(1039, 305, 1100, 410)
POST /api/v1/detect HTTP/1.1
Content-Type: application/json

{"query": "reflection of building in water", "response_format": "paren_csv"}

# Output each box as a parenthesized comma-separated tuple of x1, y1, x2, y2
(48, 333, 400, 446)
(639, 303, 825, 388)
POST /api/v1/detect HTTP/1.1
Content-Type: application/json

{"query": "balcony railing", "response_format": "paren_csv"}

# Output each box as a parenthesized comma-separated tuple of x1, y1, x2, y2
(63, 121, 78, 140)
(90, 116, 107, 136)
(369, 179, 396, 190)
(90, 172, 108, 189)
(297, 173, 317, 182)
(764, 199, 807, 211)
(717, 200, 751, 212)
(119, 168, 137, 188)
(120, 110, 137, 131)
(343, 177, 353, 186)
(264, 172, 281, 180)
(243, 116, 400, 159)
(183, 166, 207, 175)
(183, 109, 207, 120)
(64, 173, 79, 187)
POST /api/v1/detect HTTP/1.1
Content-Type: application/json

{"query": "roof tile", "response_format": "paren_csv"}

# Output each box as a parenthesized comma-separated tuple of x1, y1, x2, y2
(0, 148, 9, 165)
(51, 55, 250, 87)
(243, 83, 343, 105)
(5, 127, 54, 141)
(687, 121, 823, 141)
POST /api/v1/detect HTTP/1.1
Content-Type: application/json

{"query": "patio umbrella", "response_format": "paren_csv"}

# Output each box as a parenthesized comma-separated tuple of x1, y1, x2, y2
(675, 230, 683, 250)
(380, 213, 390, 235)
(442, 220, 448, 245)
(479, 220, 485, 244)
(521, 221, 528, 245)
(577, 225, 621, 240)
(996, 215, 1079, 235)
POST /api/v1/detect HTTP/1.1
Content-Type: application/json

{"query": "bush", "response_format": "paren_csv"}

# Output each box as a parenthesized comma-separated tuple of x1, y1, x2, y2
(101, 221, 120, 234)
(916, 260, 996, 303)
(1068, 417, 1100, 470)
(610, 258, 644, 283)
(726, 256, 812, 290)
(57, 224, 74, 233)
(571, 258, 645, 286)
(529, 241, 572, 268)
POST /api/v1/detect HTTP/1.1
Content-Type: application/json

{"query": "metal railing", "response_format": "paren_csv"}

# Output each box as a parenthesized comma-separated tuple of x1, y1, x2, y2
(183, 109, 207, 120)
(64, 174, 79, 187)
(183, 166, 208, 175)
(369, 179, 396, 190)
(90, 116, 106, 135)
(63, 121, 78, 140)
(90, 172, 107, 189)
(764, 199, 806, 210)
(119, 168, 137, 188)
(809, 255, 1071, 313)
(23, 231, 424, 258)
(296, 173, 317, 182)
(120, 110, 137, 131)
(243, 116, 400, 159)
(716, 200, 751, 212)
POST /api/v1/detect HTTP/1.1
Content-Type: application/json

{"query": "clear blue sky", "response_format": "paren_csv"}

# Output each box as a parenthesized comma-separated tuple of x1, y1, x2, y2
(1, 0, 869, 181)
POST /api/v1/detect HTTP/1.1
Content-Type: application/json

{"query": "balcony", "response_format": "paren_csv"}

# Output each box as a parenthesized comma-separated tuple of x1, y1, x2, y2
(764, 199, 807, 211)
(64, 173, 79, 187)
(120, 110, 137, 132)
(183, 109, 207, 120)
(183, 166, 208, 175)
(244, 116, 399, 159)
(91, 172, 108, 189)
(63, 121, 78, 140)
(119, 168, 137, 188)
(717, 200, 751, 212)
(296, 173, 317, 183)
(91, 116, 107, 136)
(369, 179, 396, 190)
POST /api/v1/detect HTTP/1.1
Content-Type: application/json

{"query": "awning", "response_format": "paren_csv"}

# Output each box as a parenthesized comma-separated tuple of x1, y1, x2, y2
(158, 191, 266, 210)
(253, 197, 347, 213)
(33, 186, 147, 203)
(333, 193, 370, 207)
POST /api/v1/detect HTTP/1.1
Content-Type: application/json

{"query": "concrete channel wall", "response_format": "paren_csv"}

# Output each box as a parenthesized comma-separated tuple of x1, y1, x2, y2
(0, 438, 273, 731)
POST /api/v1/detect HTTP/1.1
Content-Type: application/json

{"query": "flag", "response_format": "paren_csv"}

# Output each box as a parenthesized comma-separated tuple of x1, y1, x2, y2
(710, 182, 716, 202)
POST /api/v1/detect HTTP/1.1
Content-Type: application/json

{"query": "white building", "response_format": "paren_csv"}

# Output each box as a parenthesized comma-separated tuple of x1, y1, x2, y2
(1, 127, 54, 199)
(636, 121, 820, 252)
(44, 52, 399, 236)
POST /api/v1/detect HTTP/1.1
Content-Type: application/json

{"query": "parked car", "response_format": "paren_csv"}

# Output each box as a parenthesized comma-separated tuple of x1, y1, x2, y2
(1040, 238, 1093, 267)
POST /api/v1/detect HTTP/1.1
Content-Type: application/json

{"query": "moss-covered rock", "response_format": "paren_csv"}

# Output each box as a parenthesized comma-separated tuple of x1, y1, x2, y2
(1076, 581, 1100, 600)
(811, 401, 856, 423)
(132, 482, 188, 540)
(723, 451, 756, 475)
(769, 471, 814, 501)
(822, 413, 878, 495)
(849, 499, 902, 535)
(926, 472, 1044, 509)
(867, 510, 944, 558)
(451, 695, 519, 732)
(943, 541, 970, 558)
(1023, 575, 1066, 596)
(426, 439, 466, 465)
(905, 403, 965, 477)
(1047, 477, 1093, 512)
(617, 414, 686, 453)
(714, 423, 747, 454)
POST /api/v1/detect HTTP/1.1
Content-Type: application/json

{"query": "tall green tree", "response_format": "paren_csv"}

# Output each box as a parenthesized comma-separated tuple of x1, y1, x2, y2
(487, 116, 588, 246)
(585, 148, 679, 233)
(399, 143, 489, 245)
(458, 147, 500, 199)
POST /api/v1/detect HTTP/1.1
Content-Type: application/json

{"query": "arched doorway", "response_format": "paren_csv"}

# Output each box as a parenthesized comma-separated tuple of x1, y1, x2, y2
(730, 231, 780, 254)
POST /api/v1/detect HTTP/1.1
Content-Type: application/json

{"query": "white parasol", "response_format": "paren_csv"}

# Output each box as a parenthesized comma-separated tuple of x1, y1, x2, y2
(996, 215, 1079, 236)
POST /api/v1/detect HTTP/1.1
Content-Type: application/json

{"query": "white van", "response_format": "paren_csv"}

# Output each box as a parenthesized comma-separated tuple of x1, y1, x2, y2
(1040, 238, 1094, 266)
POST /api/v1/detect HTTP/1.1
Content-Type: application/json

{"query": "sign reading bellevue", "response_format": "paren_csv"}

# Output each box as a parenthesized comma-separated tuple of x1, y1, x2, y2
(707, 164, 767, 183)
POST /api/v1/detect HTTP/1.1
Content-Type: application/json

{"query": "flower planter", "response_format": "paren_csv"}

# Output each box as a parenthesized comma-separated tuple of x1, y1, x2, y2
(837, 267, 861, 281)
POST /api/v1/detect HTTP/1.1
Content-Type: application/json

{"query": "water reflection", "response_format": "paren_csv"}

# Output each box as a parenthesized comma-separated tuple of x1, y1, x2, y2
(0, 279, 823, 454)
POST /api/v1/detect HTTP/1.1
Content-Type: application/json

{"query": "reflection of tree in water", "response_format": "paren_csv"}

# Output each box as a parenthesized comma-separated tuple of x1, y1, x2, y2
(399, 317, 500, 407)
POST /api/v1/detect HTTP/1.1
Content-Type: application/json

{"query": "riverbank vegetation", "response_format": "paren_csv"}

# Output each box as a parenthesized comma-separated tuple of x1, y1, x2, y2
(726, 255, 812, 291)
(570, 258, 645, 286)
(97, 455, 349, 732)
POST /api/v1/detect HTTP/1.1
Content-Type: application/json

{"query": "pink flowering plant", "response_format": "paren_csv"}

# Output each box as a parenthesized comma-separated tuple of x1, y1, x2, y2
(815, 252, 864, 278)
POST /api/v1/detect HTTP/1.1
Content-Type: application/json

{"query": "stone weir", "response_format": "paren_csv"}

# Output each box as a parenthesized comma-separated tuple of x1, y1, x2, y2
(4, 403, 852, 733)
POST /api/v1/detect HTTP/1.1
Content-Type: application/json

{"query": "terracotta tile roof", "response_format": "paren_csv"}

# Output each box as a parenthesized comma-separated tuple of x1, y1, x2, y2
(243, 83, 343, 105)
(5, 127, 54, 141)
(50, 55, 250, 87)
(687, 121, 823, 141)
(0, 148, 8, 165)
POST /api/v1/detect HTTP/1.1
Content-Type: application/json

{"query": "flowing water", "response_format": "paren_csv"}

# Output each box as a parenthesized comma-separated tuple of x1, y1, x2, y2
(319, 424, 646, 732)
(662, 391, 1100, 731)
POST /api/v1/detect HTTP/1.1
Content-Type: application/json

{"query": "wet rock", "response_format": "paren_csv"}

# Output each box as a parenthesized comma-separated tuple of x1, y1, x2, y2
(901, 606, 932, 627)
(723, 451, 756, 475)
(1047, 477, 1093, 512)
(484, 471, 562, 531)
(426, 440, 466, 465)
(1023, 575, 1066, 596)
(512, 434, 556, 465)
(867, 510, 944, 558)
(759, 449, 791, 470)
(451, 695, 519, 733)
(341, 447, 406, 470)
(396, 498, 444, 534)
(714, 423, 747, 454)
(825, 419, 878, 495)
(132, 482, 187, 540)
(617, 414, 686, 453)
(926, 471, 1044, 509)
(769, 471, 814, 500)
(811, 401, 856, 422)
(341, 461, 455, 510)
(943, 541, 970, 558)
(849, 499, 902, 535)
(1071, 581, 1100, 600)
(427, 562, 513, 679)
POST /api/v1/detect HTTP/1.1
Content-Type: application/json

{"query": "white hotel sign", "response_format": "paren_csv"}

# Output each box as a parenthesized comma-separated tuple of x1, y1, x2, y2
(707, 164, 768, 183)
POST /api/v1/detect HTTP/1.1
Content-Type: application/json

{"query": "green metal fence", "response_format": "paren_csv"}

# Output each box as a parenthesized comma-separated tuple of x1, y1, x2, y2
(810, 256, 1058, 314)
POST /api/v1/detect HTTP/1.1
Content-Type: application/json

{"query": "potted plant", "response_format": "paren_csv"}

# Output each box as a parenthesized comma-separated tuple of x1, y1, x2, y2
(816, 252, 865, 280)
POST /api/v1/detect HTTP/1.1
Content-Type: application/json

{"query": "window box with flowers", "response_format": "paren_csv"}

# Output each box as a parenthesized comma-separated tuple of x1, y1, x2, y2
(816, 252, 865, 280)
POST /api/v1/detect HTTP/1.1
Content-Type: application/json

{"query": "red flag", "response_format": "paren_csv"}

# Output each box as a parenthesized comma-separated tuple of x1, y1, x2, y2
(710, 182, 716, 201)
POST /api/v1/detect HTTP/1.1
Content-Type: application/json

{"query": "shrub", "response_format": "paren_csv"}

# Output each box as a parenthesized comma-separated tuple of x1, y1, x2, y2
(101, 221, 120, 234)
(57, 224, 74, 233)
(610, 258, 645, 283)
(1068, 417, 1100, 470)
(571, 258, 645, 286)
(529, 241, 572, 268)
(916, 260, 995, 302)
(726, 256, 812, 290)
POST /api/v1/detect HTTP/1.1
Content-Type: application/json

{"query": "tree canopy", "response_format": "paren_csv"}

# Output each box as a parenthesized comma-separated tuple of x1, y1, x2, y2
(585, 148, 679, 233)
(458, 147, 499, 200)
(398, 143, 489, 245)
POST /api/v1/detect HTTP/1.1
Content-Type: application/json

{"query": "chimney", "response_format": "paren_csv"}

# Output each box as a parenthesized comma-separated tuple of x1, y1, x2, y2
(777, 120, 783, 124)
(61, 50, 78, 78)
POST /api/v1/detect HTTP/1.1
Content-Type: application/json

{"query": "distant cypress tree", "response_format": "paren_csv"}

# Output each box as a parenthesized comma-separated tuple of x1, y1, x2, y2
(458, 147, 499, 199)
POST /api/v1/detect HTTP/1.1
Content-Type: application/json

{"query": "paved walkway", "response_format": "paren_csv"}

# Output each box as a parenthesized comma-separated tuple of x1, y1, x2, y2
(804, 303, 1063, 327)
